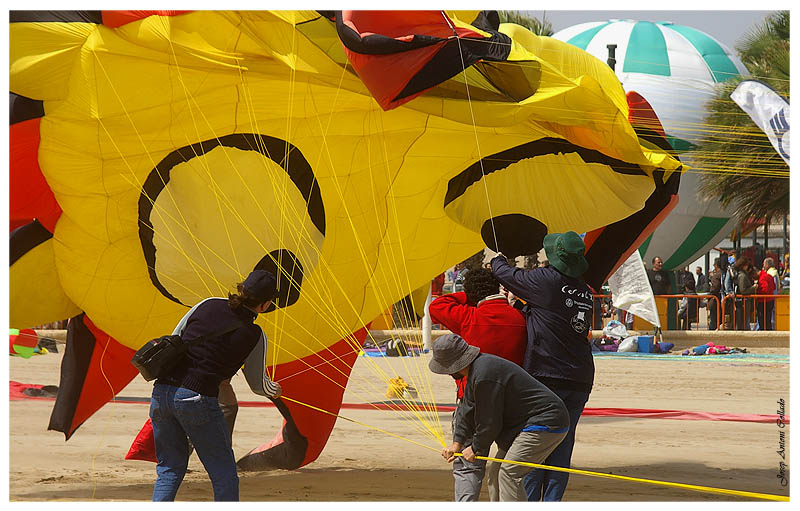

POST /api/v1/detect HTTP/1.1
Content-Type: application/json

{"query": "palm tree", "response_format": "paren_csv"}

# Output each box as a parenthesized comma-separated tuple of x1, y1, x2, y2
(498, 11, 553, 36)
(698, 11, 789, 223)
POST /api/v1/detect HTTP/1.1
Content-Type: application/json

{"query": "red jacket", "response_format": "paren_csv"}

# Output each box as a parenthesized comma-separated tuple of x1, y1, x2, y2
(428, 292, 527, 398)
(757, 270, 777, 301)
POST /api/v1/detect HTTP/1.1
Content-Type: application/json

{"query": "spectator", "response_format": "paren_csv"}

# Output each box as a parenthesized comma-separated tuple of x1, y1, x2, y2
(707, 258, 722, 330)
(647, 256, 671, 295)
(677, 279, 698, 330)
(449, 263, 469, 293)
(431, 273, 445, 297)
(722, 254, 738, 328)
(679, 266, 695, 290)
(757, 258, 777, 330)
(428, 268, 527, 501)
(734, 257, 757, 330)
(695, 266, 708, 292)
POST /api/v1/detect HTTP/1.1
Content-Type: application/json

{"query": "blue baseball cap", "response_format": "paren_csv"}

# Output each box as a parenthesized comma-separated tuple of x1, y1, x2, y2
(243, 270, 278, 303)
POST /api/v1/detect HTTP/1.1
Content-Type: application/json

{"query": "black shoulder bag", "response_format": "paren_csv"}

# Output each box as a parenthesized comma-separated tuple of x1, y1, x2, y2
(131, 320, 242, 382)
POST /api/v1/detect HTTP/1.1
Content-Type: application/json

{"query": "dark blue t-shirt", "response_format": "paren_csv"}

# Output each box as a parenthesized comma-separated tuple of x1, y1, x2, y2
(491, 256, 595, 392)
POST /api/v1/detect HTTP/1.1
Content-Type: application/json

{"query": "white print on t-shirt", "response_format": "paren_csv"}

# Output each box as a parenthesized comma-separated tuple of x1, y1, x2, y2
(561, 285, 593, 301)
(565, 298, 574, 307)
(570, 311, 587, 333)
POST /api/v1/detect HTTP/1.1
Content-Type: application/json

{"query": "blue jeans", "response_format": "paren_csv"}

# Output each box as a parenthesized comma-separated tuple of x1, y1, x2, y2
(524, 389, 590, 501)
(150, 384, 239, 501)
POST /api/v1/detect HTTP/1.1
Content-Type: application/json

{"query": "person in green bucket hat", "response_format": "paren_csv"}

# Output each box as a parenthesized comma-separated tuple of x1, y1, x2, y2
(490, 231, 594, 502)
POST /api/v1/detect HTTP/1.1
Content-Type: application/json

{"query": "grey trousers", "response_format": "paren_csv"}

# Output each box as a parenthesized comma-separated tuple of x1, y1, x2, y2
(487, 430, 567, 501)
(453, 455, 487, 501)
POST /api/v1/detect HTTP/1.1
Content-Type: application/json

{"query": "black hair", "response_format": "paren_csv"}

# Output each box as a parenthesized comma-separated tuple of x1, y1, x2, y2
(228, 282, 265, 310)
(463, 268, 500, 305)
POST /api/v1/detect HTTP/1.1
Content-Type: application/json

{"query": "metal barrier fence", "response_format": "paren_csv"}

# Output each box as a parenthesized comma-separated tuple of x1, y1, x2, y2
(592, 293, 788, 331)
(593, 294, 722, 331)
(656, 294, 721, 331)
(719, 294, 789, 331)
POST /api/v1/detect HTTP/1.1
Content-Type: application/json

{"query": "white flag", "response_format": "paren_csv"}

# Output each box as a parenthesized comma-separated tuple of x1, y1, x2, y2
(731, 80, 790, 165)
(607, 250, 661, 328)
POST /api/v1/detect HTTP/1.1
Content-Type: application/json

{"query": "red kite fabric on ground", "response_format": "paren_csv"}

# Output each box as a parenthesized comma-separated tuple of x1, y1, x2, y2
(11, 383, 787, 426)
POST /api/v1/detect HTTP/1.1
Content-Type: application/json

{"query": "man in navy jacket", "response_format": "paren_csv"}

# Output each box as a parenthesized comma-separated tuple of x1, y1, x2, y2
(490, 231, 594, 502)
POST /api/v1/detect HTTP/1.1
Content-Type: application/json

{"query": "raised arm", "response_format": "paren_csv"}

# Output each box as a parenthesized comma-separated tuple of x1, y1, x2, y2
(427, 292, 471, 334)
(490, 254, 539, 303)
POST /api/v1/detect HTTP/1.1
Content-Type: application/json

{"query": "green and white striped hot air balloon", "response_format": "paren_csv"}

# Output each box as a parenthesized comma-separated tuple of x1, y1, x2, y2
(553, 19, 749, 270)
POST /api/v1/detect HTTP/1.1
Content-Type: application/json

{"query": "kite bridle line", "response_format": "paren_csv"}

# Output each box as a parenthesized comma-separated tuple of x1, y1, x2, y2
(442, 11, 500, 254)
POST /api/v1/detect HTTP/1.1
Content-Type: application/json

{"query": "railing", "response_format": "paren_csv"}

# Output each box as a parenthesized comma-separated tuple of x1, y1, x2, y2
(592, 293, 788, 331)
(719, 294, 789, 331)
(592, 294, 722, 331)
(656, 294, 721, 331)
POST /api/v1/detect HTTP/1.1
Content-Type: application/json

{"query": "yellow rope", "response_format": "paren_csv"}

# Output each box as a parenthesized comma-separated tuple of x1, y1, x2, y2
(465, 453, 790, 502)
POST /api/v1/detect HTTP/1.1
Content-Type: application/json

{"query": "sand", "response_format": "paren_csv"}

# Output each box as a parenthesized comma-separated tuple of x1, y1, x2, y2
(8, 345, 790, 502)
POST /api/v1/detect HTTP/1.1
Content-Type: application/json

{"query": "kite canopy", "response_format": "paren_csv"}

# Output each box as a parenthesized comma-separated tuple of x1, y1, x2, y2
(10, 10, 681, 468)
(553, 19, 748, 270)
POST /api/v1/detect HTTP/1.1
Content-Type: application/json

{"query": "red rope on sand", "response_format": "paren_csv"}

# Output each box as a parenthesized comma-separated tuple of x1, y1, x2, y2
(10, 381, 788, 424)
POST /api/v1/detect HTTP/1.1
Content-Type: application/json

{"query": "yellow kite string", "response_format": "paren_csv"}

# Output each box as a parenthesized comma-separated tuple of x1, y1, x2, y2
(466, 454, 789, 502)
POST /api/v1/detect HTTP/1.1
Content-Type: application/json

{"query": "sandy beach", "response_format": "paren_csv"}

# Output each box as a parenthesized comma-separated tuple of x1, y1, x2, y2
(9, 344, 790, 502)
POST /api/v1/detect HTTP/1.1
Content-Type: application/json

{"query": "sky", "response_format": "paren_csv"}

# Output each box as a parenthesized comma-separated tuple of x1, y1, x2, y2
(534, 10, 776, 50)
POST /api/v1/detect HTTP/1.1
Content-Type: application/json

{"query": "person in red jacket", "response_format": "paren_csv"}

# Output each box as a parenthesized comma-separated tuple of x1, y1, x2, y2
(428, 267, 527, 501)
(757, 258, 777, 330)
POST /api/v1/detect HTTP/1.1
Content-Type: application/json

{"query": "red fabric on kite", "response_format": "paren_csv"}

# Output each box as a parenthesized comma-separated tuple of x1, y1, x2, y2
(340, 11, 485, 110)
(9, 118, 62, 233)
(627, 91, 667, 137)
(101, 10, 191, 28)
(237, 328, 368, 469)
(48, 315, 140, 439)
(582, 407, 789, 424)
(10, 381, 45, 400)
(125, 418, 157, 462)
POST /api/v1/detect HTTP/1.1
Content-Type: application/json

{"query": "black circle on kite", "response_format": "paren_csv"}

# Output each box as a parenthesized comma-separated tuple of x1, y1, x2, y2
(253, 249, 304, 312)
(481, 214, 547, 259)
(138, 133, 325, 306)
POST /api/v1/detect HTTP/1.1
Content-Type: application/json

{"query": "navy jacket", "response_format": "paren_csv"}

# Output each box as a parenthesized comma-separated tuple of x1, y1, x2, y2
(156, 298, 271, 397)
(452, 353, 569, 455)
(491, 256, 595, 392)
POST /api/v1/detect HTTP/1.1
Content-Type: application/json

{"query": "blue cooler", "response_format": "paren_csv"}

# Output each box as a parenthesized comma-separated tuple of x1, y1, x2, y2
(637, 335, 655, 353)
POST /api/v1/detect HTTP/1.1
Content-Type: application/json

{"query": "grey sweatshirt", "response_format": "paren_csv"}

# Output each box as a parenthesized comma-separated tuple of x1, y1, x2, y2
(452, 353, 569, 455)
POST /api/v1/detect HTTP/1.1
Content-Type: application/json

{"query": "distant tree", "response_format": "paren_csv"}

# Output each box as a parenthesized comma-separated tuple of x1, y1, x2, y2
(463, 249, 487, 271)
(498, 10, 553, 36)
(697, 11, 789, 222)
(523, 254, 539, 269)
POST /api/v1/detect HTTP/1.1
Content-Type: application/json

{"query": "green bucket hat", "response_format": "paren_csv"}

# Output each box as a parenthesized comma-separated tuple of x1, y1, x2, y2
(543, 231, 588, 279)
